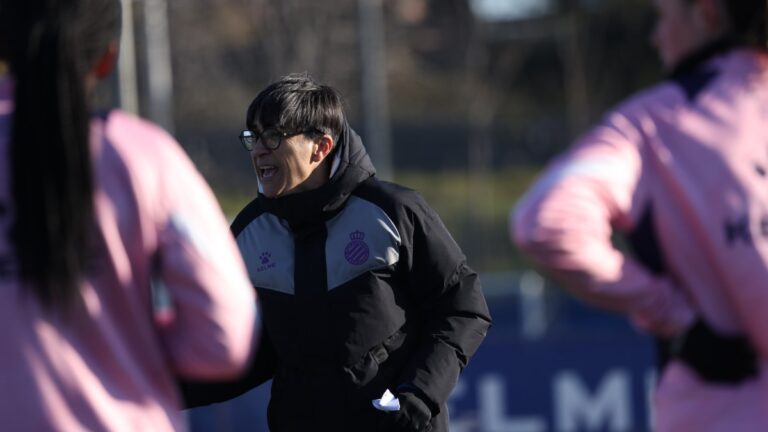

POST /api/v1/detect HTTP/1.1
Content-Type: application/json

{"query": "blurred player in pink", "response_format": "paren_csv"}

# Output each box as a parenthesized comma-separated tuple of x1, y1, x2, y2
(0, 0, 257, 430)
(512, 0, 767, 430)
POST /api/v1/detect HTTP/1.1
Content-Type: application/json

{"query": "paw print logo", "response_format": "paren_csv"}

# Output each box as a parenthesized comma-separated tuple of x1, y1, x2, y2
(260, 252, 271, 264)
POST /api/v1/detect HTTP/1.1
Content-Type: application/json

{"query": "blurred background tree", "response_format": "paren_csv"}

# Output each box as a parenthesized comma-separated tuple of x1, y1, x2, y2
(115, 0, 662, 272)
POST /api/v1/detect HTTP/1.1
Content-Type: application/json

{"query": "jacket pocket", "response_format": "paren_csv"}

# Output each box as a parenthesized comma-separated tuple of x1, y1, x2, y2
(343, 326, 409, 387)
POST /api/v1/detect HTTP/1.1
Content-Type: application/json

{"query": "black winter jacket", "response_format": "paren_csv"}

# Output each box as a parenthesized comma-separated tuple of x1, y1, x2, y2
(182, 125, 491, 432)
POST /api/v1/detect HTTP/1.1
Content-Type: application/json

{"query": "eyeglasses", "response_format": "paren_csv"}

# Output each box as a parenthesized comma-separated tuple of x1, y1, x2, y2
(239, 128, 321, 151)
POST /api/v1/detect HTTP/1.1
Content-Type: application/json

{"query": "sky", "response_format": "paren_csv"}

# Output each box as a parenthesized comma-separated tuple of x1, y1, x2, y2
(469, 0, 555, 21)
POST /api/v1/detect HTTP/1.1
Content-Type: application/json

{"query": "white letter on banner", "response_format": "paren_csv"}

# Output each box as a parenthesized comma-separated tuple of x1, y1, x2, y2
(478, 374, 547, 432)
(554, 369, 632, 432)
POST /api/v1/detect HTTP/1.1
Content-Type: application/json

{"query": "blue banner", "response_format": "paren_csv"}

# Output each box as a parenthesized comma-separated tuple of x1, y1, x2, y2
(189, 284, 657, 431)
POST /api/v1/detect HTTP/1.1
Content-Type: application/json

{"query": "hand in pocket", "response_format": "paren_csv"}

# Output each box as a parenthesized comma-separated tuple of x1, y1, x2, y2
(380, 391, 433, 432)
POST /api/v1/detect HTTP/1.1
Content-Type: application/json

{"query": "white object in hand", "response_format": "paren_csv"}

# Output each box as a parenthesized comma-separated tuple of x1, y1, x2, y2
(372, 389, 401, 411)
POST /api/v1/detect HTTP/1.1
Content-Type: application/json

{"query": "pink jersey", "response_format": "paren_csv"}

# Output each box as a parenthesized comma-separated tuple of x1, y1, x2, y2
(513, 48, 768, 431)
(0, 77, 257, 431)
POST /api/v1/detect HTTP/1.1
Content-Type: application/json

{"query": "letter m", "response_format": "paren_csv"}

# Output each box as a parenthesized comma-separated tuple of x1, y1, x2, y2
(554, 369, 631, 432)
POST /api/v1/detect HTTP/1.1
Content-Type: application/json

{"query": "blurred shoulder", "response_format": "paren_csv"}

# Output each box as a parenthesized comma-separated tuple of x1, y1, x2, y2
(585, 80, 685, 143)
(99, 109, 191, 170)
(612, 80, 682, 119)
(102, 110, 182, 157)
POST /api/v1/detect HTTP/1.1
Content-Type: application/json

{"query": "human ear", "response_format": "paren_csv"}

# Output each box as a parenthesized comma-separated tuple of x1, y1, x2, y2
(311, 135, 335, 163)
(92, 41, 119, 79)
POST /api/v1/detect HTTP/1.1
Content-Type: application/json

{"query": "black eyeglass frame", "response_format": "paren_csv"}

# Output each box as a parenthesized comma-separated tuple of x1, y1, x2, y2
(239, 128, 323, 151)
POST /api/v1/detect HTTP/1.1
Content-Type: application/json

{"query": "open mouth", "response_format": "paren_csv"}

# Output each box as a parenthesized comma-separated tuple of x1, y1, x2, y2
(258, 166, 278, 180)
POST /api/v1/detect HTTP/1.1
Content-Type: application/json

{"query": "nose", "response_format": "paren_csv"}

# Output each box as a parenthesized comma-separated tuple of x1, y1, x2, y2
(251, 139, 272, 157)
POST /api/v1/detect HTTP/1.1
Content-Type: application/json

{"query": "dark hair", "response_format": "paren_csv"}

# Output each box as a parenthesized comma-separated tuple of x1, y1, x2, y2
(0, 0, 121, 311)
(722, 0, 766, 46)
(246, 72, 345, 144)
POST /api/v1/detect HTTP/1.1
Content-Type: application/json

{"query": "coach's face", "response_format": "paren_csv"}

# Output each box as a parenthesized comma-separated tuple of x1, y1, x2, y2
(250, 128, 334, 198)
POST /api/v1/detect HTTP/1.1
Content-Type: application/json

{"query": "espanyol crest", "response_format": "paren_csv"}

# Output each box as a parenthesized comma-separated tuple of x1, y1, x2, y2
(344, 230, 369, 265)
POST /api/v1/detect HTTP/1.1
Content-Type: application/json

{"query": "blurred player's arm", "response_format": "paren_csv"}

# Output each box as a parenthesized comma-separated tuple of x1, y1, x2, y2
(179, 326, 275, 409)
(511, 112, 694, 337)
(147, 125, 257, 380)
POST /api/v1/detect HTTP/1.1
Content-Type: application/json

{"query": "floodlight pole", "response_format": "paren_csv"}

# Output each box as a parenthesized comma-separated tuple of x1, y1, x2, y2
(118, 0, 139, 114)
(358, 0, 393, 180)
(143, 0, 175, 134)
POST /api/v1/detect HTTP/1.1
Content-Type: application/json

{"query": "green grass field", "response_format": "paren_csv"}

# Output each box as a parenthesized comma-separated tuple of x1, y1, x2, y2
(394, 168, 542, 271)
(213, 167, 543, 272)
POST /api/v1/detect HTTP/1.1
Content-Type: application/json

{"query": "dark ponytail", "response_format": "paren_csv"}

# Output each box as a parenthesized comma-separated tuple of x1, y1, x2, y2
(0, 0, 120, 312)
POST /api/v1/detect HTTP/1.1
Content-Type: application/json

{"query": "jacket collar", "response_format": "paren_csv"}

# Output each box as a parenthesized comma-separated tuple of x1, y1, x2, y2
(669, 37, 735, 80)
